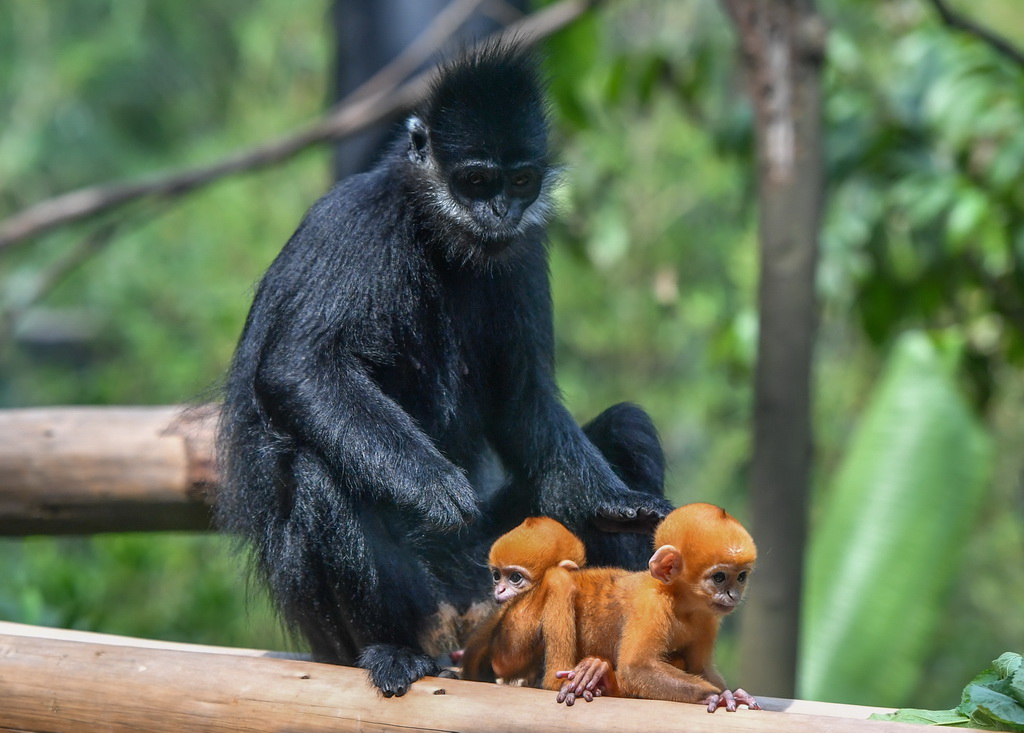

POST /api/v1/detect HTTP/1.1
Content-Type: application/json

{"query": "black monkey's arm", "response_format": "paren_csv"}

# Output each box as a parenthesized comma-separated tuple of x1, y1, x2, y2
(253, 342, 480, 531)
(495, 373, 668, 533)
(485, 262, 669, 533)
(543, 405, 664, 528)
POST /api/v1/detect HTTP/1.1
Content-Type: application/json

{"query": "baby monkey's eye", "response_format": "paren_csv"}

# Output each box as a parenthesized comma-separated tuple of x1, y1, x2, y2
(509, 572, 524, 584)
(712, 572, 727, 584)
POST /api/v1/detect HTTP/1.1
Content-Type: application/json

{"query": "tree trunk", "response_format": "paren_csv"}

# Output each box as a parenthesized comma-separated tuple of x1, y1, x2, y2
(718, 0, 827, 697)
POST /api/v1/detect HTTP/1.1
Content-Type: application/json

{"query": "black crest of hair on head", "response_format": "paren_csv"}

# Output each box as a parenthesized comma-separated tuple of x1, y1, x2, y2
(421, 41, 549, 168)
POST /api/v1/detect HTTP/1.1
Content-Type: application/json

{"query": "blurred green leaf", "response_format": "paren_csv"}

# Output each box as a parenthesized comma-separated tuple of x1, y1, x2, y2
(946, 187, 988, 250)
(800, 331, 993, 706)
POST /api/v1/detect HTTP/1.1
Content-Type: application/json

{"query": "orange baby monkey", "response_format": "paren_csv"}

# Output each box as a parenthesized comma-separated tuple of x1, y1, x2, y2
(460, 517, 585, 688)
(555, 503, 759, 712)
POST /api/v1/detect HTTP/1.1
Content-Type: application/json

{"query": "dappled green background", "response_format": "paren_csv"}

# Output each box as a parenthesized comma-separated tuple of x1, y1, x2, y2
(1, 0, 1022, 708)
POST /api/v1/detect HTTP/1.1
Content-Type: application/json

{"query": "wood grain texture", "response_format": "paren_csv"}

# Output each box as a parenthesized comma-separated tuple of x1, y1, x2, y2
(0, 626, 942, 733)
(0, 405, 216, 534)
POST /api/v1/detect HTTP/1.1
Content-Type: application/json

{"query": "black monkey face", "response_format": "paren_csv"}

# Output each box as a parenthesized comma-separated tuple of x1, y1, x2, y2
(448, 161, 544, 242)
(408, 115, 556, 255)
(408, 43, 556, 258)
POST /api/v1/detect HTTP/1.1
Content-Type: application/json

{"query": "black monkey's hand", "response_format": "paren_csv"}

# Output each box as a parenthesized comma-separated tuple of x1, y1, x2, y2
(592, 491, 671, 534)
(401, 468, 481, 532)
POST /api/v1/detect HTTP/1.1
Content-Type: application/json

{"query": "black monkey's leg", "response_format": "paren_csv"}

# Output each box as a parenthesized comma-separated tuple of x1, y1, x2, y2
(579, 402, 670, 570)
(266, 452, 447, 697)
(350, 507, 459, 697)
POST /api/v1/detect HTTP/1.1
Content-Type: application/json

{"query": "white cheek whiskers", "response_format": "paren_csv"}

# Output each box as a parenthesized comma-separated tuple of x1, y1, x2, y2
(418, 157, 560, 243)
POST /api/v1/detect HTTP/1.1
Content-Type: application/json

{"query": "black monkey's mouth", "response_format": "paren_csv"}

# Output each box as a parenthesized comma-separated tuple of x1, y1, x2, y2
(480, 238, 514, 256)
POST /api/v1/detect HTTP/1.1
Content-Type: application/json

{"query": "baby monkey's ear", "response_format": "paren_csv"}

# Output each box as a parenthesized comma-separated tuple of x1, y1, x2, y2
(648, 544, 683, 584)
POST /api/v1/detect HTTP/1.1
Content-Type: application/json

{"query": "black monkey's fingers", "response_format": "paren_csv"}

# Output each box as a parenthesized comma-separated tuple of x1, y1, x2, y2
(592, 494, 671, 533)
(358, 644, 440, 697)
(414, 470, 482, 532)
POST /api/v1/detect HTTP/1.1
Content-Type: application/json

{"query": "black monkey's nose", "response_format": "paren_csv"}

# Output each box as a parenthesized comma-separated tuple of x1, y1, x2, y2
(489, 197, 511, 219)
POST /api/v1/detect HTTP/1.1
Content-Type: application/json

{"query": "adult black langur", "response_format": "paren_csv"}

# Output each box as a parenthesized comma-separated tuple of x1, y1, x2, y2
(217, 41, 671, 697)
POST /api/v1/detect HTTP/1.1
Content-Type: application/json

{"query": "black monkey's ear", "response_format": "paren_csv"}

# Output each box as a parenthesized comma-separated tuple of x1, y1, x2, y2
(406, 116, 429, 164)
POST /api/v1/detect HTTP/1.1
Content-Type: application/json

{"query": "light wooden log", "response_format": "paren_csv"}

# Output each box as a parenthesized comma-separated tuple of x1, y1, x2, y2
(0, 620, 304, 659)
(0, 405, 217, 535)
(0, 628, 933, 733)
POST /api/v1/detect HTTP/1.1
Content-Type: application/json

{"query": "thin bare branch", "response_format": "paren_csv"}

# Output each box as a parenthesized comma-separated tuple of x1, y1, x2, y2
(0, 0, 599, 252)
(480, 0, 529, 26)
(338, 0, 486, 106)
(0, 220, 121, 353)
(925, 0, 1024, 69)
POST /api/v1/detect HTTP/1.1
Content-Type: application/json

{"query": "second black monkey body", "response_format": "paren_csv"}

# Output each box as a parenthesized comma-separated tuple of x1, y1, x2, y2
(217, 42, 670, 697)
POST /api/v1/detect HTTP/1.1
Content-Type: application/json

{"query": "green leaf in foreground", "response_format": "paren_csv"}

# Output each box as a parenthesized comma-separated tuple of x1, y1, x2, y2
(869, 708, 972, 726)
(871, 653, 1024, 730)
(963, 685, 1024, 730)
(958, 653, 1024, 731)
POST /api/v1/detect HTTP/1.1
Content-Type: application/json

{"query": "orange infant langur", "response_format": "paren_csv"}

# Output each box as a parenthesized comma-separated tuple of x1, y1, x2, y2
(460, 517, 585, 689)
(555, 503, 760, 713)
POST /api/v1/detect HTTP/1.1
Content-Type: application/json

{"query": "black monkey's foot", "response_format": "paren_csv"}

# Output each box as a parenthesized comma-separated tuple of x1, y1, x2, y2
(358, 644, 441, 697)
(592, 494, 672, 533)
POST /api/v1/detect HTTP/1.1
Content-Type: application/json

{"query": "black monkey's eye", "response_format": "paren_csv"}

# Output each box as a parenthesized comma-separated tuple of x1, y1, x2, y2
(454, 168, 500, 201)
(508, 170, 540, 196)
(712, 572, 727, 584)
(511, 172, 534, 187)
(462, 169, 495, 188)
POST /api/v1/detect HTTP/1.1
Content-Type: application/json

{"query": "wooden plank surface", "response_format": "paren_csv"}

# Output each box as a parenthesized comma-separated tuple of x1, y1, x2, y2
(0, 405, 216, 534)
(0, 625, 941, 733)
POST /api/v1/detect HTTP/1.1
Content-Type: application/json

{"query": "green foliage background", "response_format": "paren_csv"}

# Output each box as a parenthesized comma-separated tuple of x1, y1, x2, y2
(0, 0, 1021, 706)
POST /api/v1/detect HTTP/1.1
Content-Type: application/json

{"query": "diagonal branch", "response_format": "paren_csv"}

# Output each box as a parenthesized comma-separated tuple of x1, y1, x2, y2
(337, 0, 486, 107)
(925, 0, 1024, 69)
(0, 0, 600, 252)
(0, 218, 123, 353)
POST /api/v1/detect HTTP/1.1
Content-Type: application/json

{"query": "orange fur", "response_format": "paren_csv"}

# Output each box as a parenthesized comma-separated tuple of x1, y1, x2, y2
(555, 503, 758, 708)
(489, 516, 586, 572)
(461, 517, 585, 688)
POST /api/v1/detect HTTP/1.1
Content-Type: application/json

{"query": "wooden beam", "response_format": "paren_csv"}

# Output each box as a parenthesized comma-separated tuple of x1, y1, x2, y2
(0, 621, 310, 661)
(0, 626, 929, 733)
(0, 405, 217, 535)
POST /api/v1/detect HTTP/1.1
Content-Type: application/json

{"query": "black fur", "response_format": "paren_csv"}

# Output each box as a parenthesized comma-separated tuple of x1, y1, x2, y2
(217, 42, 670, 697)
